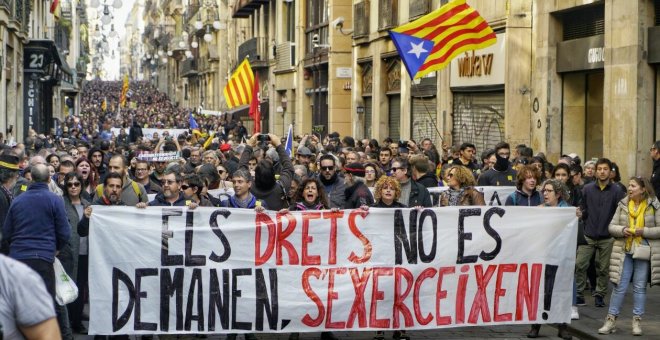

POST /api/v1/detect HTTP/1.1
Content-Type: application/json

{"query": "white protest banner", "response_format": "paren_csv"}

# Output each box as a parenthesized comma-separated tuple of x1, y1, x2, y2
(136, 152, 180, 162)
(427, 187, 516, 206)
(89, 206, 577, 335)
(199, 109, 224, 116)
(112, 128, 189, 139)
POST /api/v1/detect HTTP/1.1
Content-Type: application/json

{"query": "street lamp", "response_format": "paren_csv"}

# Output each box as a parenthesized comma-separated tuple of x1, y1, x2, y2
(203, 26, 213, 43)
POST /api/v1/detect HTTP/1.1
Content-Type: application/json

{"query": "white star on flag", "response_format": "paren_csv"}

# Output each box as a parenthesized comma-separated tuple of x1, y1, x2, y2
(408, 41, 428, 59)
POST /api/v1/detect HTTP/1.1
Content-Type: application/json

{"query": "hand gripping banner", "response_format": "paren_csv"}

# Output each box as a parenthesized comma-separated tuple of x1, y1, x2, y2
(89, 206, 577, 335)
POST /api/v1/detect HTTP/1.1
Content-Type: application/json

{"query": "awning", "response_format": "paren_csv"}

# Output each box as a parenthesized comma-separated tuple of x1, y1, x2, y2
(225, 105, 249, 119)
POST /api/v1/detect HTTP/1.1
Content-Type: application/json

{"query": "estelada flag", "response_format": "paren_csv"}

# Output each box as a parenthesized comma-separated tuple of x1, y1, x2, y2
(389, 0, 496, 79)
(223, 59, 254, 109)
(248, 74, 261, 134)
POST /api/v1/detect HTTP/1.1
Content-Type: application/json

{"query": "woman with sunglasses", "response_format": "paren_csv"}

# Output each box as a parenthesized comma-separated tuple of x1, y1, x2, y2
(61, 172, 92, 334)
(181, 174, 213, 207)
(216, 164, 234, 190)
(439, 165, 485, 206)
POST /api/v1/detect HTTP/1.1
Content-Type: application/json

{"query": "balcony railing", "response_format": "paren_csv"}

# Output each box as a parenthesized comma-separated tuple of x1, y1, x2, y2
(237, 36, 268, 68)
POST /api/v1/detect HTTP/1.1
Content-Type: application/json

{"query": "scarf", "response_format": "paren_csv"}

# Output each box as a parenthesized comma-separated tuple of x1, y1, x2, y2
(447, 188, 465, 206)
(626, 199, 647, 252)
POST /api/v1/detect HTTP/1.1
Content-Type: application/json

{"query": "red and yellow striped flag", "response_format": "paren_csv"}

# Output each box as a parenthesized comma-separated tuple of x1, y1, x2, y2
(120, 75, 129, 107)
(389, 0, 496, 79)
(223, 59, 255, 109)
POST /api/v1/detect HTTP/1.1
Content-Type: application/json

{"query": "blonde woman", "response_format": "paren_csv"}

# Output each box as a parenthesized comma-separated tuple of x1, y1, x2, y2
(439, 165, 485, 206)
(599, 176, 660, 336)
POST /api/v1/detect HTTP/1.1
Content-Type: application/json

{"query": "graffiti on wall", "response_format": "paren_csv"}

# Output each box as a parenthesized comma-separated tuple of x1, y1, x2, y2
(452, 94, 504, 153)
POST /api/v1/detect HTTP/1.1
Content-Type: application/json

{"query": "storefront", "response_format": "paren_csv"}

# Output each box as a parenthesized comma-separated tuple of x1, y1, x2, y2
(23, 40, 74, 138)
(449, 32, 505, 153)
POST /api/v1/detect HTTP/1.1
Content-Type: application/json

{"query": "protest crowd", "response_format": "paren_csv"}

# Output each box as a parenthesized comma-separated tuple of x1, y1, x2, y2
(2, 79, 660, 340)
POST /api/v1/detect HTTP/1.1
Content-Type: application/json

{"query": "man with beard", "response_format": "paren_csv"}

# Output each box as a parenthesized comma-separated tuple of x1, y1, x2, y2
(342, 163, 374, 209)
(149, 161, 167, 184)
(88, 147, 107, 179)
(186, 148, 202, 171)
(137, 171, 193, 208)
(379, 147, 393, 174)
(90, 172, 124, 206)
(317, 154, 346, 209)
(132, 159, 161, 194)
(94, 155, 147, 206)
(478, 142, 517, 186)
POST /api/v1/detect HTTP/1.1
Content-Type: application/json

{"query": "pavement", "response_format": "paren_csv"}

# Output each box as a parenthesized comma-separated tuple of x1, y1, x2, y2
(73, 285, 660, 340)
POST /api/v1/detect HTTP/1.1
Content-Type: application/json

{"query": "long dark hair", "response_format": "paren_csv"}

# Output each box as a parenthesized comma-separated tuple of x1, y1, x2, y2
(63, 172, 84, 199)
(293, 178, 329, 208)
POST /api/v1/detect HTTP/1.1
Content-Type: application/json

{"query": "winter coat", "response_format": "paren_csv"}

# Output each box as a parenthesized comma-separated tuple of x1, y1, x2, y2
(406, 180, 433, 207)
(416, 173, 439, 188)
(505, 189, 542, 207)
(344, 181, 374, 209)
(239, 144, 294, 210)
(608, 196, 660, 286)
(59, 196, 90, 280)
(439, 187, 486, 206)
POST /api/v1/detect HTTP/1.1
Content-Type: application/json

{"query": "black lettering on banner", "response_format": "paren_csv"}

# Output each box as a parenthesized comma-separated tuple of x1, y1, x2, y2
(160, 268, 185, 331)
(480, 207, 504, 261)
(185, 268, 205, 331)
(209, 209, 232, 263)
(255, 269, 279, 331)
(112, 267, 136, 332)
(232, 268, 253, 330)
(489, 191, 502, 206)
(394, 209, 418, 265)
(134, 268, 158, 331)
(185, 211, 206, 266)
(208, 269, 230, 331)
(418, 209, 437, 263)
(457, 208, 481, 264)
(161, 208, 184, 266)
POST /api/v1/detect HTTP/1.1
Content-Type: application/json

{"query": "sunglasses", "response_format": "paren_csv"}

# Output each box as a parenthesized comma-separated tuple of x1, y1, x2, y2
(67, 182, 81, 188)
(181, 184, 191, 190)
(217, 169, 226, 174)
(321, 166, 335, 171)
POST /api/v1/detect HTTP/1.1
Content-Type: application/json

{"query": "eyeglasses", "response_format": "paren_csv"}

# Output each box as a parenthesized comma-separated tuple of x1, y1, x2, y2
(321, 166, 335, 171)
(217, 169, 226, 174)
(161, 179, 176, 185)
(67, 182, 81, 188)
(181, 184, 190, 190)
(391, 167, 404, 172)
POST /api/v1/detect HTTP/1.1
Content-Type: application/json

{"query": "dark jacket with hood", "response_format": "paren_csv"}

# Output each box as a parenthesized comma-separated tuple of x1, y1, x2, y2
(239, 144, 294, 210)
(478, 155, 517, 186)
(344, 180, 374, 209)
(579, 181, 626, 240)
(505, 189, 542, 206)
(148, 192, 188, 206)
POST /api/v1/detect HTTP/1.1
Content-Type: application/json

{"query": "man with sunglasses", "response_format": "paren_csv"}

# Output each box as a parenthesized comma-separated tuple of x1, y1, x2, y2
(138, 171, 192, 208)
(318, 154, 346, 209)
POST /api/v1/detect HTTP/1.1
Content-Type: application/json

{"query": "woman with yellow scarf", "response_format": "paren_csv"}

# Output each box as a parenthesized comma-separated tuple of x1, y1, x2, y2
(599, 176, 660, 336)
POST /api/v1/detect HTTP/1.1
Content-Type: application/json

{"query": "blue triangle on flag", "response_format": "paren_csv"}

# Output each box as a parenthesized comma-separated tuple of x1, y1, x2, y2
(389, 31, 435, 79)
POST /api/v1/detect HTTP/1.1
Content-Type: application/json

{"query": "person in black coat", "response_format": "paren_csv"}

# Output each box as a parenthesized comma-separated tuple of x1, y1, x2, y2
(342, 162, 374, 209)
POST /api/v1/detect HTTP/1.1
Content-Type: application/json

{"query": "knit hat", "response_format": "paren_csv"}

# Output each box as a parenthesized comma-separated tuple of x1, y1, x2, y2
(0, 154, 19, 170)
(344, 162, 366, 177)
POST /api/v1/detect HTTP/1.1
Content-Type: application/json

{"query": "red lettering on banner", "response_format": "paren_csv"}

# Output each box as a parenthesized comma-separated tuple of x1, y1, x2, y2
(326, 267, 348, 329)
(436, 266, 455, 325)
(468, 264, 496, 323)
(301, 267, 325, 327)
(276, 211, 299, 265)
(455, 265, 470, 324)
(393, 267, 414, 328)
(301, 212, 322, 265)
(413, 267, 436, 325)
(516, 263, 542, 321)
(323, 211, 344, 265)
(370, 267, 393, 328)
(347, 268, 372, 328)
(494, 264, 517, 322)
(347, 210, 372, 264)
(254, 213, 276, 265)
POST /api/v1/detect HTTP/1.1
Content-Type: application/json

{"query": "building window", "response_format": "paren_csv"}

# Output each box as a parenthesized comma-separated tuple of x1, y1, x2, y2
(353, 1, 370, 38)
(285, 0, 295, 42)
(558, 4, 605, 41)
(306, 0, 329, 54)
(378, 0, 398, 30)
(409, 0, 431, 19)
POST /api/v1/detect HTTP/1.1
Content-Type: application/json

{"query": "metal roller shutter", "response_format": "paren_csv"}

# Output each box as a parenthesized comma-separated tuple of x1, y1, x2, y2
(388, 95, 401, 140)
(364, 97, 372, 138)
(411, 96, 437, 142)
(452, 92, 505, 153)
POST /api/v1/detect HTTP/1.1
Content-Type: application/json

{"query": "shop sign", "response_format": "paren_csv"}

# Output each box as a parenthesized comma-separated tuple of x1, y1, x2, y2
(450, 33, 505, 87)
(556, 34, 604, 72)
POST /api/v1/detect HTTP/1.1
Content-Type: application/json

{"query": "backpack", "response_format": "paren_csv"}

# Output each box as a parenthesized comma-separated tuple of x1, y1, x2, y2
(96, 180, 143, 202)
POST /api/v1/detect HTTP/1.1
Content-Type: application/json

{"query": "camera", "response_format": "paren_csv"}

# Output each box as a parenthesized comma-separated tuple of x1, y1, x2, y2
(398, 140, 408, 148)
(257, 134, 270, 143)
(165, 136, 173, 142)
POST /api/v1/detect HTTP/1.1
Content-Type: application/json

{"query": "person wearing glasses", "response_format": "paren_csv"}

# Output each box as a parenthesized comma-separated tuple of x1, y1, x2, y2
(181, 174, 213, 207)
(390, 157, 432, 207)
(527, 178, 573, 339)
(137, 171, 194, 208)
(598, 176, 660, 336)
(439, 165, 485, 206)
(93, 155, 148, 206)
(216, 164, 234, 191)
(61, 172, 92, 334)
(132, 159, 161, 194)
(364, 162, 383, 191)
(317, 154, 346, 209)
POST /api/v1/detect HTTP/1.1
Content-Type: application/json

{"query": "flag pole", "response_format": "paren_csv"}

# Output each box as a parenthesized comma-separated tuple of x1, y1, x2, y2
(411, 81, 444, 143)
